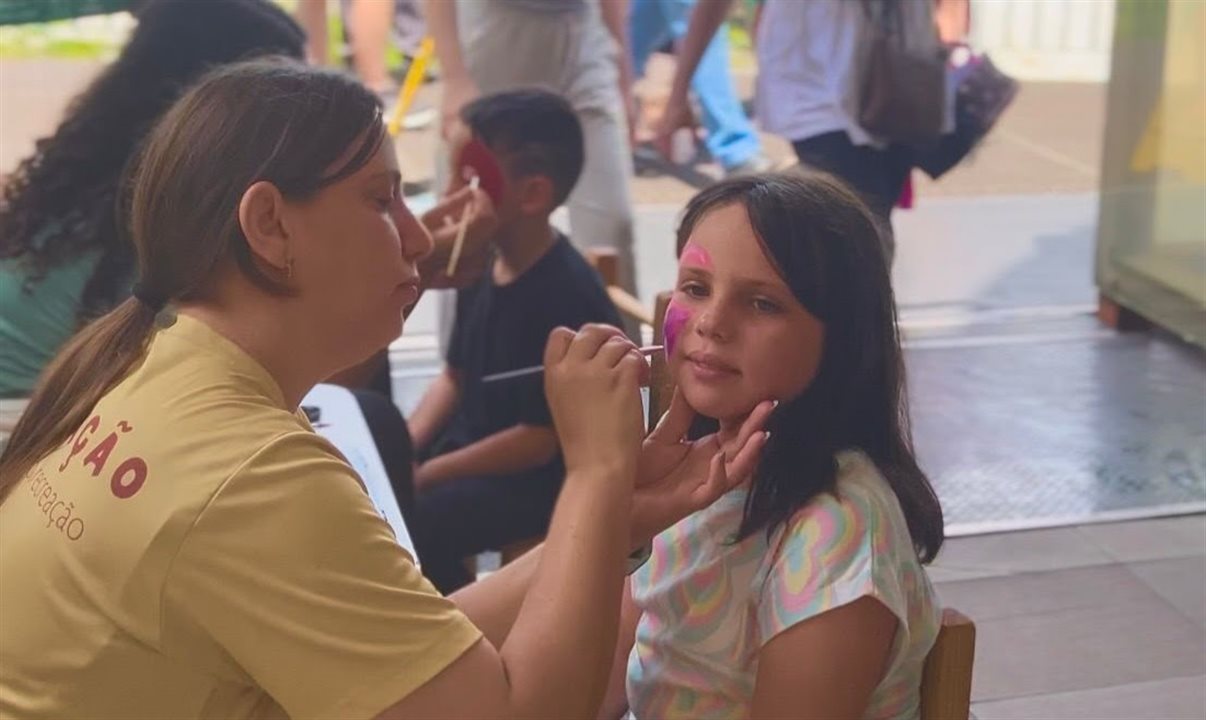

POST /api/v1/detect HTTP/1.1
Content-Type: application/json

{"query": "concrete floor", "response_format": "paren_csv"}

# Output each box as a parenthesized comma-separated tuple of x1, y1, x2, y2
(932, 515, 1206, 719)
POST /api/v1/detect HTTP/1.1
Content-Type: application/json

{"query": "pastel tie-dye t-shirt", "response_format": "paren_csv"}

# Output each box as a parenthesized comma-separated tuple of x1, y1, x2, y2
(627, 450, 940, 720)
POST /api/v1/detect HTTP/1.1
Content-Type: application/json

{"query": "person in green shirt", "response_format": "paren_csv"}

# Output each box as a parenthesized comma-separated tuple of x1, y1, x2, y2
(0, 0, 306, 398)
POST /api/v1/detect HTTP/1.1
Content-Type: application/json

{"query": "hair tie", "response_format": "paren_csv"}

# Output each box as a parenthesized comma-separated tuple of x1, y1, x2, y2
(131, 282, 168, 312)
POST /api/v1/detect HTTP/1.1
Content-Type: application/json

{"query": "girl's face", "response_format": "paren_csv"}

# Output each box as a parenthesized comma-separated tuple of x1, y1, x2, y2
(286, 132, 432, 368)
(667, 203, 825, 424)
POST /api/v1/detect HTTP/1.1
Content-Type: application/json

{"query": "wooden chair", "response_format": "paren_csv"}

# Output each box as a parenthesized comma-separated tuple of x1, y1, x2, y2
(921, 609, 977, 719)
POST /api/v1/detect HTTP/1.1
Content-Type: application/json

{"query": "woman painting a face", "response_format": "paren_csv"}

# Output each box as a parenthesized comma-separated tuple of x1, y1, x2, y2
(0, 60, 768, 719)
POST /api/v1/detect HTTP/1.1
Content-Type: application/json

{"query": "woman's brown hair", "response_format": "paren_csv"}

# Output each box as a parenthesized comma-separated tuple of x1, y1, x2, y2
(0, 59, 384, 499)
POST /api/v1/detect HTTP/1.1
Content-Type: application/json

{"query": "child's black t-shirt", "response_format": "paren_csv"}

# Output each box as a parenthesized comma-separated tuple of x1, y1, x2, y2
(436, 234, 622, 456)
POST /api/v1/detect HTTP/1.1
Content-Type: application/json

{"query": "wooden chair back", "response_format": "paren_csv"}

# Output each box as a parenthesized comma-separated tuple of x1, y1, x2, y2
(920, 608, 977, 720)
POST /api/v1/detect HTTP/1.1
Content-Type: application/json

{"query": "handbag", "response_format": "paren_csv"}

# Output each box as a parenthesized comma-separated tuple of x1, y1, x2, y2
(858, 0, 948, 144)
(914, 46, 1019, 179)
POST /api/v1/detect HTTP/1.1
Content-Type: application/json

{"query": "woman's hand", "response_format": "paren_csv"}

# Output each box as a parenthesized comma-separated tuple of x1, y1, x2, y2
(544, 325, 649, 483)
(631, 389, 774, 546)
(418, 185, 497, 289)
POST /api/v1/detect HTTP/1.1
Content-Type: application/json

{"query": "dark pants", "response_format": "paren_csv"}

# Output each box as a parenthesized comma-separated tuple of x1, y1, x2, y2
(412, 465, 562, 594)
(351, 389, 416, 526)
(792, 131, 912, 265)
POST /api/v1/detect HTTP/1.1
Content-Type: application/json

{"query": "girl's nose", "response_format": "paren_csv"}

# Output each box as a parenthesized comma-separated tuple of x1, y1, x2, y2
(694, 300, 733, 342)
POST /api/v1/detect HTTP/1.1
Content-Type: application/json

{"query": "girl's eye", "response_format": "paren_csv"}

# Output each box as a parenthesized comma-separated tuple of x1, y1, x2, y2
(753, 297, 782, 314)
(681, 281, 708, 298)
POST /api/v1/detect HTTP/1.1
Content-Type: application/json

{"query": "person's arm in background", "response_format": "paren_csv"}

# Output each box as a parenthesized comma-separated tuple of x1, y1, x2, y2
(408, 367, 462, 454)
(425, 0, 480, 140)
(296, 0, 329, 66)
(652, 0, 735, 156)
(599, 0, 637, 144)
(416, 425, 558, 490)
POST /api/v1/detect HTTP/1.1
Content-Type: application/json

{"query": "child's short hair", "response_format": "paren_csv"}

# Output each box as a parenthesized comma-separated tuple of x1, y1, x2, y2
(460, 89, 585, 208)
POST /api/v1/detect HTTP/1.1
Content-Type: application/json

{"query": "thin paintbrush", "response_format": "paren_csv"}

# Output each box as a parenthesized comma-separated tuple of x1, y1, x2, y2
(481, 345, 664, 383)
(445, 174, 480, 277)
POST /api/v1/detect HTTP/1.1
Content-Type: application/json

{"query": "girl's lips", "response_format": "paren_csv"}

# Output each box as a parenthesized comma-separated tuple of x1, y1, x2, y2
(685, 352, 740, 381)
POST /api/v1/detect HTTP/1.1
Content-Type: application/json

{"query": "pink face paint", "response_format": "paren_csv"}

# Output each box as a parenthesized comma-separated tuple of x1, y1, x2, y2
(679, 242, 713, 271)
(663, 302, 690, 360)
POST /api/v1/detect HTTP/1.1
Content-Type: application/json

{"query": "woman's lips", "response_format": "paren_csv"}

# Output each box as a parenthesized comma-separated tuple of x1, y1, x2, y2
(396, 279, 420, 305)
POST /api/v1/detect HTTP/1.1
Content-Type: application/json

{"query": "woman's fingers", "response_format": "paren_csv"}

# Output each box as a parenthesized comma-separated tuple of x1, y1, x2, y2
(564, 324, 629, 364)
(542, 326, 575, 368)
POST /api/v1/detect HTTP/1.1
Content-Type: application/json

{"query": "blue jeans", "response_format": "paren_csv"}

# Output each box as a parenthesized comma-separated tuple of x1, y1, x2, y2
(629, 0, 762, 170)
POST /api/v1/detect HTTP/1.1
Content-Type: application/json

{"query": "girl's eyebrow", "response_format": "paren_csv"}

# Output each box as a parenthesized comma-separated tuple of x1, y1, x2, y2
(679, 266, 790, 295)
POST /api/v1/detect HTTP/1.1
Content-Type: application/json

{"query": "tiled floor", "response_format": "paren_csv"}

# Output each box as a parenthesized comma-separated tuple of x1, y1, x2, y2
(930, 514, 1206, 719)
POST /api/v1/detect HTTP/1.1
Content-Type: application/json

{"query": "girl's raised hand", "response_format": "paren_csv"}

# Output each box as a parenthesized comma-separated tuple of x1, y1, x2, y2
(631, 389, 774, 546)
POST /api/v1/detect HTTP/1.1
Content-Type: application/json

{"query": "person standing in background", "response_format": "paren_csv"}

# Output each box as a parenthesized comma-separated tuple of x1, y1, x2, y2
(656, 0, 943, 264)
(297, 0, 411, 94)
(426, 0, 641, 330)
(628, 0, 770, 176)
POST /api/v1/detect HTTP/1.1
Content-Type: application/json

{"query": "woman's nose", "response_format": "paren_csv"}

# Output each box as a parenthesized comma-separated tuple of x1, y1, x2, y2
(395, 201, 433, 261)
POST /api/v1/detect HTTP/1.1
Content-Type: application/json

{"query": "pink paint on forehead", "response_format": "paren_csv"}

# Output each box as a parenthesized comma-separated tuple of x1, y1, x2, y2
(663, 302, 691, 360)
(679, 243, 712, 270)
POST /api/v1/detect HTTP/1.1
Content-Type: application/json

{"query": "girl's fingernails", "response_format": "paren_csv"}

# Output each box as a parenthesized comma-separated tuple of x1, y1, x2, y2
(770, 400, 780, 409)
(764, 431, 772, 442)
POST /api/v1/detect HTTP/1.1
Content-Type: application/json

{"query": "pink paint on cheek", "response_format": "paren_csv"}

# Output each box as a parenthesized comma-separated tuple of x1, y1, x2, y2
(679, 243, 713, 270)
(663, 303, 690, 360)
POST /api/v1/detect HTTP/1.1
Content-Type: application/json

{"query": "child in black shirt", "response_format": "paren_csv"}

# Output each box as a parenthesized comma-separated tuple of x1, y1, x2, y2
(409, 89, 622, 593)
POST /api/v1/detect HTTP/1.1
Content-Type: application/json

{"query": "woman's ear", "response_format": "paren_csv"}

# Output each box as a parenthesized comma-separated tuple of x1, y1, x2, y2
(237, 180, 291, 272)
(516, 175, 556, 216)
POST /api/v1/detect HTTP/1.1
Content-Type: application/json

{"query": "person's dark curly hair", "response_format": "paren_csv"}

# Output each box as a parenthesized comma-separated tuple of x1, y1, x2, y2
(0, 0, 305, 323)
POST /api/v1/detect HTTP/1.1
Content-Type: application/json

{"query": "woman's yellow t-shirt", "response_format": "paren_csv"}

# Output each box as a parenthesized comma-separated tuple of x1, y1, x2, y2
(0, 313, 481, 719)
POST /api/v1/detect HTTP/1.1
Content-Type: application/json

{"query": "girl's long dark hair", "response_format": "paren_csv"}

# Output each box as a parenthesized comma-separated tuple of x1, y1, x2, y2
(678, 172, 944, 563)
(0, 0, 305, 322)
